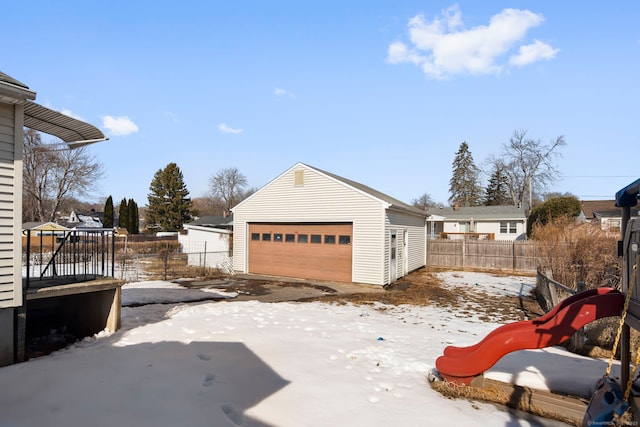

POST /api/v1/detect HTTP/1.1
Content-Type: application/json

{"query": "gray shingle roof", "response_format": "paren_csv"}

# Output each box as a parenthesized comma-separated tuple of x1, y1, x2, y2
(431, 205, 526, 220)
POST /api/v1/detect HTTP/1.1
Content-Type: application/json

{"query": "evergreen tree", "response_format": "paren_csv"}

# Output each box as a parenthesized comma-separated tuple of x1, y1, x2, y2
(146, 163, 191, 232)
(127, 198, 139, 234)
(118, 198, 129, 231)
(103, 196, 114, 228)
(448, 141, 482, 207)
(483, 165, 511, 206)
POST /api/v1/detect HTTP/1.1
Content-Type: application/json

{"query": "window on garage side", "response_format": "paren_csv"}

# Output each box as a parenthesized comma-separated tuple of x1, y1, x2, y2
(251, 233, 260, 241)
(285, 234, 295, 242)
(310, 234, 322, 243)
(324, 235, 336, 244)
(262, 233, 271, 241)
(274, 233, 283, 242)
(298, 234, 308, 243)
(339, 235, 351, 244)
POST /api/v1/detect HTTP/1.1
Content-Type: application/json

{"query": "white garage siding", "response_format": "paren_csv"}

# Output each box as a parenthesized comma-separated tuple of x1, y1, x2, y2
(0, 102, 22, 308)
(233, 165, 388, 285)
(384, 209, 427, 284)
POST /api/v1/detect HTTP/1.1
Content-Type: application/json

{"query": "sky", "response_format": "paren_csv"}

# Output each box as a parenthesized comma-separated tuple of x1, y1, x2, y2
(3, 1, 639, 207)
(0, 271, 611, 426)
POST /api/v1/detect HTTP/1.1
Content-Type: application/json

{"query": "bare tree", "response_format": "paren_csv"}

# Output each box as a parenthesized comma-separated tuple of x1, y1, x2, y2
(486, 129, 566, 210)
(411, 193, 443, 211)
(22, 129, 105, 222)
(208, 167, 249, 215)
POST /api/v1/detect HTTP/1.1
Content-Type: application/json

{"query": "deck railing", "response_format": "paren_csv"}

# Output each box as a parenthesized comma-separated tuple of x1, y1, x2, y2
(23, 228, 115, 289)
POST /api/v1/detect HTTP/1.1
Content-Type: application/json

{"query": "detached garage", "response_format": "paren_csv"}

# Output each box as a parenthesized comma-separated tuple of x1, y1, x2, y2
(232, 163, 428, 286)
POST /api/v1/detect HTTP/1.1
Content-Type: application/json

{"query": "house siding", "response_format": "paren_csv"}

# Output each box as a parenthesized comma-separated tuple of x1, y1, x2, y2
(385, 209, 427, 283)
(233, 165, 386, 285)
(0, 103, 20, 308)
(179, 226, 231, 269)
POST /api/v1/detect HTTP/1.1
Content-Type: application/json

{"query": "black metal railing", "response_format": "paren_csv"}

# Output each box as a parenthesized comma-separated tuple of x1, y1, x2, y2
(23, 228, 115, 289)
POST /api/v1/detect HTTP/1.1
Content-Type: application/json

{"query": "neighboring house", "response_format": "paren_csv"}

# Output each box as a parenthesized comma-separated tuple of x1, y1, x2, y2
(428, 205, 527, 241)
(578, 200, 640, 234)
(232, 163, 428, 286)
(179, 216, 233, 269)
(21, 222, 71, 247)
(0, 70, 109, 366)
(60, 209, 104, 229)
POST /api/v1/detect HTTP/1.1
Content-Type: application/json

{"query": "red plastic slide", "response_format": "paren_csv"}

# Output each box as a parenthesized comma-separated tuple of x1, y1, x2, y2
(435, 287, 624, 385)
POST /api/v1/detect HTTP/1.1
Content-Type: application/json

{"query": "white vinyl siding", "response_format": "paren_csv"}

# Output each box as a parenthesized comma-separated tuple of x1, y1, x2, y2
(385, 209, 427, 284)
(233, 165, 386, 285)
(0, 103, 21, 308)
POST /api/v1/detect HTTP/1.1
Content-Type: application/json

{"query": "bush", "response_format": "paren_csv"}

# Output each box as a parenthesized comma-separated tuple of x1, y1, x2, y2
(527, 196, 581, 237)
(532, 220, 620, 290)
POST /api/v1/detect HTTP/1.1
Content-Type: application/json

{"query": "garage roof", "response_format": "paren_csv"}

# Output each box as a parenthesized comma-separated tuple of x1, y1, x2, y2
(0, 70, 108, 147)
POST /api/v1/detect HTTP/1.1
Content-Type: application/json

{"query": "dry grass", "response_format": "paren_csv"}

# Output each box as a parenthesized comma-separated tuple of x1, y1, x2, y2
(532, 220, 621, 290)
(302, 268, 543, 324)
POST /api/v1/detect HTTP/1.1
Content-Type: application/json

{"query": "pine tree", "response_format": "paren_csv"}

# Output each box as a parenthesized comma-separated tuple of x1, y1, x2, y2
(127, 198, 139, 234)
(118, 198, 129, 231)
(146, 163, 191, 232)
(448, 142, 482, 207)
(483, 166, 511, 206)
(103, 196, 114, 228)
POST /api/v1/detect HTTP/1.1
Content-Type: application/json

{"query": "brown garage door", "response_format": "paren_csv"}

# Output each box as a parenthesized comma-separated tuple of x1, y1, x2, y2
(248, 223, 353, 282)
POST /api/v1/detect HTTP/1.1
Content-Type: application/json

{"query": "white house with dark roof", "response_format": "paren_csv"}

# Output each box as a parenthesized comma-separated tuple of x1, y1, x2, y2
(179, 215, 233, 269)
(428, 205, 527, 241)
(232, 163, 428, 286)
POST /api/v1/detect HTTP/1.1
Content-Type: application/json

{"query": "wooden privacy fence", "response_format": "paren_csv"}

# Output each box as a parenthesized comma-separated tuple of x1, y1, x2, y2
(427, 239, 539, 271)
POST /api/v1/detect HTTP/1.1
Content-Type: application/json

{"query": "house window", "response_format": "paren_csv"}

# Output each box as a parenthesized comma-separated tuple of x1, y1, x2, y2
(500, 222, 518, 234)
(285, 234, 295, 242)
(298, 234, 308, 243)
(324, 235, 336, 244)
(339, 235, 351, 245)
(310, 234, 322, 243)
(262, 233, 271, 241)
(251, 233, 260, 241)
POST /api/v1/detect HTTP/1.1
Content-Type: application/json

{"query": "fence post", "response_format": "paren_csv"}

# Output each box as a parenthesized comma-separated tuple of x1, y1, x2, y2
(570, 280, 587, 352)
(461, 236, 465, 269)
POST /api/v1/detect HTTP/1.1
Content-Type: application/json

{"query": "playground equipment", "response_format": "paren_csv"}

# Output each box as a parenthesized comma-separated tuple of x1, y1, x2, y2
(433, 178, 640, 425)
(435, 287, 625, 384)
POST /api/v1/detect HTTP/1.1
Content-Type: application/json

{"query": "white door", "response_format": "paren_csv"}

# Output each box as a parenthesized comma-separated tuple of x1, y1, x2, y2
(389, 230, 397, 283)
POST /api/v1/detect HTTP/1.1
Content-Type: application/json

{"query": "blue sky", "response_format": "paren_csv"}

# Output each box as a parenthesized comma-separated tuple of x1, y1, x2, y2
(4, 1, 639, 207)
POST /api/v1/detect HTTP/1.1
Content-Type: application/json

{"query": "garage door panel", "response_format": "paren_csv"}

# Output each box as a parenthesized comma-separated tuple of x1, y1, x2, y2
(248, 223, 352, 282)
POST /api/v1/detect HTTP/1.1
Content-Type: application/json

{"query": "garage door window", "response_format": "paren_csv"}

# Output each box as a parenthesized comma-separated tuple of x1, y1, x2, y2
(285, 234, 295, 242)
(251, 233, 260, 241)
(339, 235, 351, 244)
(274, 233, 283, 242)
(262, 233, 271, 241)
(298, 234, 308, 243)
(324, 235, 336, 244)
(311, 234, 322, 243)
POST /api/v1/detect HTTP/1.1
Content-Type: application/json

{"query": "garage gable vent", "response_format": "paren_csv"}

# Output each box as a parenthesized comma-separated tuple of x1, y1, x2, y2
(294, 169, 304, 186)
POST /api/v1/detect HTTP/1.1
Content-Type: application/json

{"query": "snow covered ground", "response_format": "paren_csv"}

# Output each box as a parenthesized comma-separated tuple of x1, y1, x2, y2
(0, 272, 618, 426)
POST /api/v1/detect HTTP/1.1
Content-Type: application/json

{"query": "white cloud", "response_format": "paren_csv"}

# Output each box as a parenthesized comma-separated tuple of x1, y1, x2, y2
(274, 87, 296, 99)
(387, 4, 557, 79)
(218, 123, 243, 134)
(509, 39, 559, 66)
(60, 109, 84, 121)
(102, 115, 139, 136)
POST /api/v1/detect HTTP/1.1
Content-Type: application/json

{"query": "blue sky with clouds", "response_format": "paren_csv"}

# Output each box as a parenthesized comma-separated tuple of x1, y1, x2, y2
(4, 1, 638, 206)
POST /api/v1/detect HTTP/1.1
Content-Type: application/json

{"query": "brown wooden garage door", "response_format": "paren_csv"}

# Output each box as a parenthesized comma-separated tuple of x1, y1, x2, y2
(248, 223, 353, 282)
